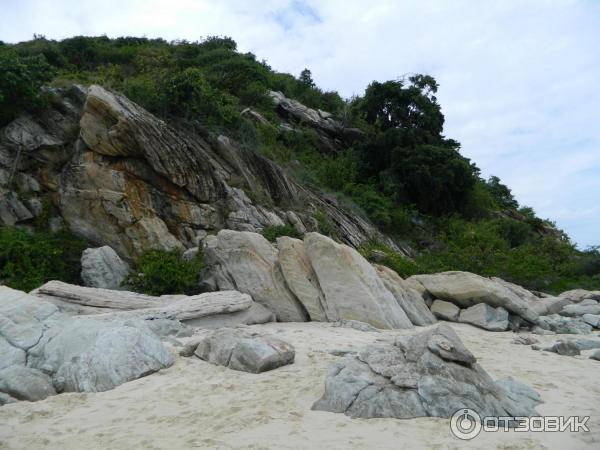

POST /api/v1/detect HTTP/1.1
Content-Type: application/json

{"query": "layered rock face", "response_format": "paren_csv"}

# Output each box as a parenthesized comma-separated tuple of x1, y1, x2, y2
(312, 324, 542, 419)
(201, 230, 434, 329)
(0, 85, 398, 261)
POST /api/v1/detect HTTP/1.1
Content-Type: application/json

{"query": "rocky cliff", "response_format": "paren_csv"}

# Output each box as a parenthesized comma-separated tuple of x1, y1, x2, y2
(0, 85, 398, 260)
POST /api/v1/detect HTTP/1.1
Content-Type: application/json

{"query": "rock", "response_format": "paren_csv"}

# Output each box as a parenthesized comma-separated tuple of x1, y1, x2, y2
(0, 191, 34, 226)
(542, 341, 580, 356)
(185, 303, 275, 329)
(182, 247, 200, 262)
(373, 265, 436, 326)
(537, 314, 593, 334)
(145, 319, 193, 339)
(559, 289, 600, 303)
(332, 320, 380, 333)
(430, 300, 460, 322)
(560, 304, 600, 317)
(531, 326, 556, 335)
(580, 299, 599, 306)
(0, 365, 56, 401)
(566, 338, 600, 351)
(0, 335, 26, 370)
(408, 272, 539, 323)
(303, 233, 413, 329)
(458, 303, 509, 331)
(590, 350, 600, 361)
(508, 314, 523, 331)
(28, 318, 174, 393)
(194, 328, 295, 373)
(202, 230, 308, 322)
(529, 296, 571, 316)
(512, 335, 539, 345)
(582, 314, 600, 328)
(495, 377, 543, 412)
(81, 246, 131, 289)
(0, 392, 17, 406)
(312, 324, 541, 419)
(368, 250, 388, 263)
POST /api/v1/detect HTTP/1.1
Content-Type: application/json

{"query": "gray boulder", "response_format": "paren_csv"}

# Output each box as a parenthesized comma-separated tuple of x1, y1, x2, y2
(0, 336, 26, 370)
(537, 314, 593, 334)
(312, 324, 541, 419)
(81, 246, 130, 289)
(408, 272, 539, 323)
(560, 304, 600, 317)
(332, 320, 380, 333)
(495, 376, 543, 412)
(195, 328, 295, 373)
(590, 350, 600, 361)
(541, 341, 581, 356)
(182, 247, 200, 262)
(0, 392, 17, 406)
(0, 365, 56, 401)
(559, 289, 600, 303)
(458, 303, 509, 331)
(582, 314, 600, 328)
(430, 300, 460, 322)
(566, 338, 600, 351)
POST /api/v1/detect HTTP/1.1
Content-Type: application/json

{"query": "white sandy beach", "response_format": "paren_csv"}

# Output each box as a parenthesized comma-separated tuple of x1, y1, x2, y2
(0, 322, 598, 450)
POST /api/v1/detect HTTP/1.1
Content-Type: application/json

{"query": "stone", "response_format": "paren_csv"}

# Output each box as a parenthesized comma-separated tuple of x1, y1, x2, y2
(194, 328, 295, 373)
(512, 335, 539, 345)
(312, 324, 541, 419)
(430, 300, 460, 322)
(81, 246, 131, 289)
(201, 230, 308, 322)
(0, 336, 26, 370)
(459, 303, 509, 331)
(373, 265, 436, 326)
(566, 338, 600, 351)
(582, 314, 600, 328)
(0, 392, 17, 406)
(529, 296, 571, 316)
(580, 299, 599, 306)
(542, 341, 580, 356)
(537, 314, 593, 334)
(0, 365, 56, 401)
(184, 303, 275, 329)
(332, 320, 380, 333)
(182, 247, 200, 262)
(531, 326, 556, 335)
(560, 304, 600, 317)
(303, 233, 413, 329)
(408, 272, 539, 323)
(590, 350, 600, 361)
(559, 289, 600, 303)
(28, 318, 174, 393)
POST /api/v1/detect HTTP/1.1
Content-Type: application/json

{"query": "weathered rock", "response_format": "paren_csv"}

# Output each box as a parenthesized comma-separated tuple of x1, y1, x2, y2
(537, 314, 593, 334)
(408, 272, 539, 323)
(590, 350, 600, 361)
(332, 320, 380, 333)
(531, 326, 556, 335)
(495, 376, 543, 412)
(511, 334, 539, 345)
(28, 318, 174, 393)
(430, 300, 460, 322)
(304, 233, 413, 329)
(201, 230, 308, 322)
(529, 296, 571, 316)
(566, 338, 600, 351)
(194, 328, 295, 373)
(542, 341, 580, 356)
(0, 335, 26, 371)
(508, 314, 523, 331)
(582, 314, 600, 328)
(373, 265, 436, 326)
(580, 299, 599, 306)
(560, 303, 600, 317)
(182, 247, 200, 262)
(0, 365, 56, 401)
(81, 246, 130, 289)
(312, 324, 541, 419)
(184, 303, 275, 329)
(559, 289, 600, 303)
(0, 392, 17, 406)
(459, 303, 509, 331)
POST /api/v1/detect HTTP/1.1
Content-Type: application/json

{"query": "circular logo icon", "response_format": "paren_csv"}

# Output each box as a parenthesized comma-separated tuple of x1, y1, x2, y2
(450, 408, 482, 440)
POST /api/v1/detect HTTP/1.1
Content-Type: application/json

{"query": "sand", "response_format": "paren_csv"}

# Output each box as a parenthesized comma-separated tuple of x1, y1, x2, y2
(0, 322, 599, 450)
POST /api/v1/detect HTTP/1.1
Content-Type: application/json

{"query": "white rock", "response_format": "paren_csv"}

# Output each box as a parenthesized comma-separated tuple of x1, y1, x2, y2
(430, 300, 460, 322)
(81, 246, 131, 289)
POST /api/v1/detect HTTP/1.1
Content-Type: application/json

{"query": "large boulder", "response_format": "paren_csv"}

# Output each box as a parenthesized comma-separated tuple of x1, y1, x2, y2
(536, 314, 593, 334)
(81, 246, 130, 289)
(559, 289, 600, 303)
(0, 336, 26, 370)
(194, 328, 295, 373)
(312, 324, 541, 419)
(201, 230, 308, 322)
(582, 314, 600, 328)
(560, 303, 600, 317)
(458, 303, 509, 331)
(0, 365, 56, 401)
(408, 272, 539, 323)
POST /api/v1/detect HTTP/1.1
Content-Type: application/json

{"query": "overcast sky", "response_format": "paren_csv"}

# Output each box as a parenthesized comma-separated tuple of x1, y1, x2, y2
(1, 0, 599, 248)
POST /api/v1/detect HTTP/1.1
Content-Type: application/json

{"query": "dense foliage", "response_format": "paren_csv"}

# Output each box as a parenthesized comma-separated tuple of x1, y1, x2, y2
(126, 249, 203, 296)
(0, 227, 87, 292)
(261, 225, 303, 242)
(1, 34, 598, 293)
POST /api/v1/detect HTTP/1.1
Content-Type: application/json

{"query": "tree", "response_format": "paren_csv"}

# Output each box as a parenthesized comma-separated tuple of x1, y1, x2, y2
(298, 68, 315, 88)
(485, 175, 519, 209)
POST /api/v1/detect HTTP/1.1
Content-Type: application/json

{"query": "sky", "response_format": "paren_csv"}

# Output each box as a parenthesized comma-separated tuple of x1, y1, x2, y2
(1, 0, 599, 248)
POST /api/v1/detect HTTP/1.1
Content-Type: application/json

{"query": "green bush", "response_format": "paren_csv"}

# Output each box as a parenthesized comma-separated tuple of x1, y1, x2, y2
(261, 225, 302, 242)
(0, 227, 87, 292)
(359, 242, 420, 278)
(127, 248, 203, 296)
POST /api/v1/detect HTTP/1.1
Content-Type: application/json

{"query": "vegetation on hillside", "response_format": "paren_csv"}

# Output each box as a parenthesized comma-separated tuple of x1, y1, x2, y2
(1, 35, 598, 294)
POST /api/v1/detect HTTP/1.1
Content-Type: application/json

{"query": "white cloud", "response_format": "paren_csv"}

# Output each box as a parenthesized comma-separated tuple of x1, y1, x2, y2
(1, 0, 599, 246)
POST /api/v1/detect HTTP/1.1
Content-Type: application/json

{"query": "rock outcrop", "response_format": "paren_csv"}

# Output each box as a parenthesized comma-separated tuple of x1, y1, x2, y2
(458, 303, 509, 332)
(0, 84, 398, 261)
(202, 230, 432, 329)
(312, 324, 541, 419)
(193, 328, 295, 373)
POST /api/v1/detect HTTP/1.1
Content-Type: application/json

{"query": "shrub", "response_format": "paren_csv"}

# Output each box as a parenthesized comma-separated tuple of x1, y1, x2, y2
(0, 227, 87, 292)
(261, 225, 302, 242)
(359, 241, 420, 278)
(127, 248, 203, 296)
